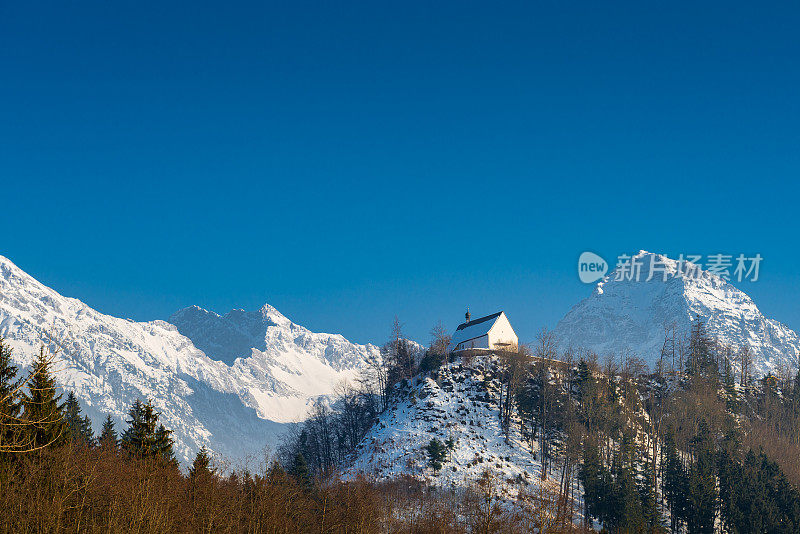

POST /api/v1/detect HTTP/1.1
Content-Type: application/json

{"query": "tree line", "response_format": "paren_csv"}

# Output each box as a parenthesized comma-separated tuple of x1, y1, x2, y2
(0, 338, 176, 462)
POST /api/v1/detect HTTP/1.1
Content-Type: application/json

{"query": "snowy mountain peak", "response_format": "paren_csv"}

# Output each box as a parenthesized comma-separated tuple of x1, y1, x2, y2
(556, 251, 799, 376)
(168, 301, 369, 368)
(258, 302, 290, 323)
(0, 256, 378, 463)
(0, 254, 19, 269)
(1, 255, 42, 288)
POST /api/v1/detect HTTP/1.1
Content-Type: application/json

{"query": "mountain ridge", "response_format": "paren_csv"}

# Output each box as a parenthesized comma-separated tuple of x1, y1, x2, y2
(0, 255, 377, 463)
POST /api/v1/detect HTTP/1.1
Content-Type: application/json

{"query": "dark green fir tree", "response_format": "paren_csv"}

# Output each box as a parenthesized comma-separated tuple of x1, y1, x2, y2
(23, 347, 67, 450)
(121, 399, 175, 462)
(638, 458, 662, 533)
(64, 391, 94, 446)
(289, 452, 313, 490)
(0, 338, 23, 456)
(426, 437, 448, 474)
(663, 430, 687, 532)
(189, 445, 213, 479)
(98, 414, 118, 451)
(686, 420, 717, 534)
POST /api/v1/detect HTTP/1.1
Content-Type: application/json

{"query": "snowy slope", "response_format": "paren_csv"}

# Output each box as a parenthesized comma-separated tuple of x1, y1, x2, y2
(0, 255, 379, 463)
(169, 304, 380, 424)
(554, 251, 800, 376)
(347, 355, 549, 499)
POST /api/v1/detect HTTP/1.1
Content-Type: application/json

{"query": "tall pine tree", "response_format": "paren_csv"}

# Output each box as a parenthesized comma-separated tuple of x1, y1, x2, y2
(579, 435, 607, 526)
(0, 338, 23, 456)
(663, 430, 687, 532)
(686, 420, 717, 534)
(289, 452, 312, 491)
(638, 458, 661, 533)
(63, 391, 94, 446)
(189, 445, 214, 479)
(98, 414, 118, 451)
(155, 423, 175, 463)
(22, 347, 67, 450)
(120, 399, 175, 462)
(426, 438, 448, 474)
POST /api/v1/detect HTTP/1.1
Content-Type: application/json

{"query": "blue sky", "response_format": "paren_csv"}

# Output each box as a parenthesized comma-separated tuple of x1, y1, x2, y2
(1, 1, 799, 345)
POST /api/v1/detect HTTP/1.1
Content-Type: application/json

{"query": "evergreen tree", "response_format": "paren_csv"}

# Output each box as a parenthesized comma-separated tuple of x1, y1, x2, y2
(22, 347, 67, 450)
(0, 338, 23, 455)
(576, 359, 601, 432)
(579, 435, 605, 525)
(686, 420, 717, 534)
(63, 391, 94, 446)
(189, 445, 213, 479)
(419, 350, 446, 374)
(267, 459, 287, 483)
(576, 359, 592, 385)
(289, 452, 312, 490)
(610, 462, 645, 533)
(98, 414, 118, 450)
(721, 350, 738, 412)
(426, 437, 448, 474)
(619, 427, 638, 471)
(121, 399, 148, 456)
(720, 449, 800, 533)
(717, 442, 745, 532)
(663, 430, 687, 531)
(445, 436, 456, 462)
(121, 399, 175, 462)
(155, 424, 176, 463)
(639, 459, 661, 533)
(576, 360, 596, 400)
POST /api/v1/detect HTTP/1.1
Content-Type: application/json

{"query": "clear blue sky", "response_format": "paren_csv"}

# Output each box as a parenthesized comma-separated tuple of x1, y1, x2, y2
(2, 1, 799, 346)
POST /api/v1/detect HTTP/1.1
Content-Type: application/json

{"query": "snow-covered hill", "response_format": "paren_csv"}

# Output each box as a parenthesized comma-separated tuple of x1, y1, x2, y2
(0, 255, 379, 463)
(554, 251, 800, 376)
(347, 355, 550, 500)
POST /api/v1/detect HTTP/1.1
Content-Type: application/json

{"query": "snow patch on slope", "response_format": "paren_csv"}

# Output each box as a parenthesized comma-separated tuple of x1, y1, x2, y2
(347, 356, 547, 499)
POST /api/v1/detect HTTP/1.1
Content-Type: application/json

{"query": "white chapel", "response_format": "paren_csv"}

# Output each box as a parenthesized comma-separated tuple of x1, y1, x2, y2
(449, 310, 518, 353)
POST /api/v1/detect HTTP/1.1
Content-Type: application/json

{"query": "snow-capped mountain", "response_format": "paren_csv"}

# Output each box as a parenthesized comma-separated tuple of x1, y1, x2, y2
(0, 255, 379, 463)
(554, 251, 800, 376)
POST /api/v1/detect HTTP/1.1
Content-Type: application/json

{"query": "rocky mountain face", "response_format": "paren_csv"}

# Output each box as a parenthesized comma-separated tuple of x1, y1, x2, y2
(554, 251, 800, 376)
(0, 255, 379, 464)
